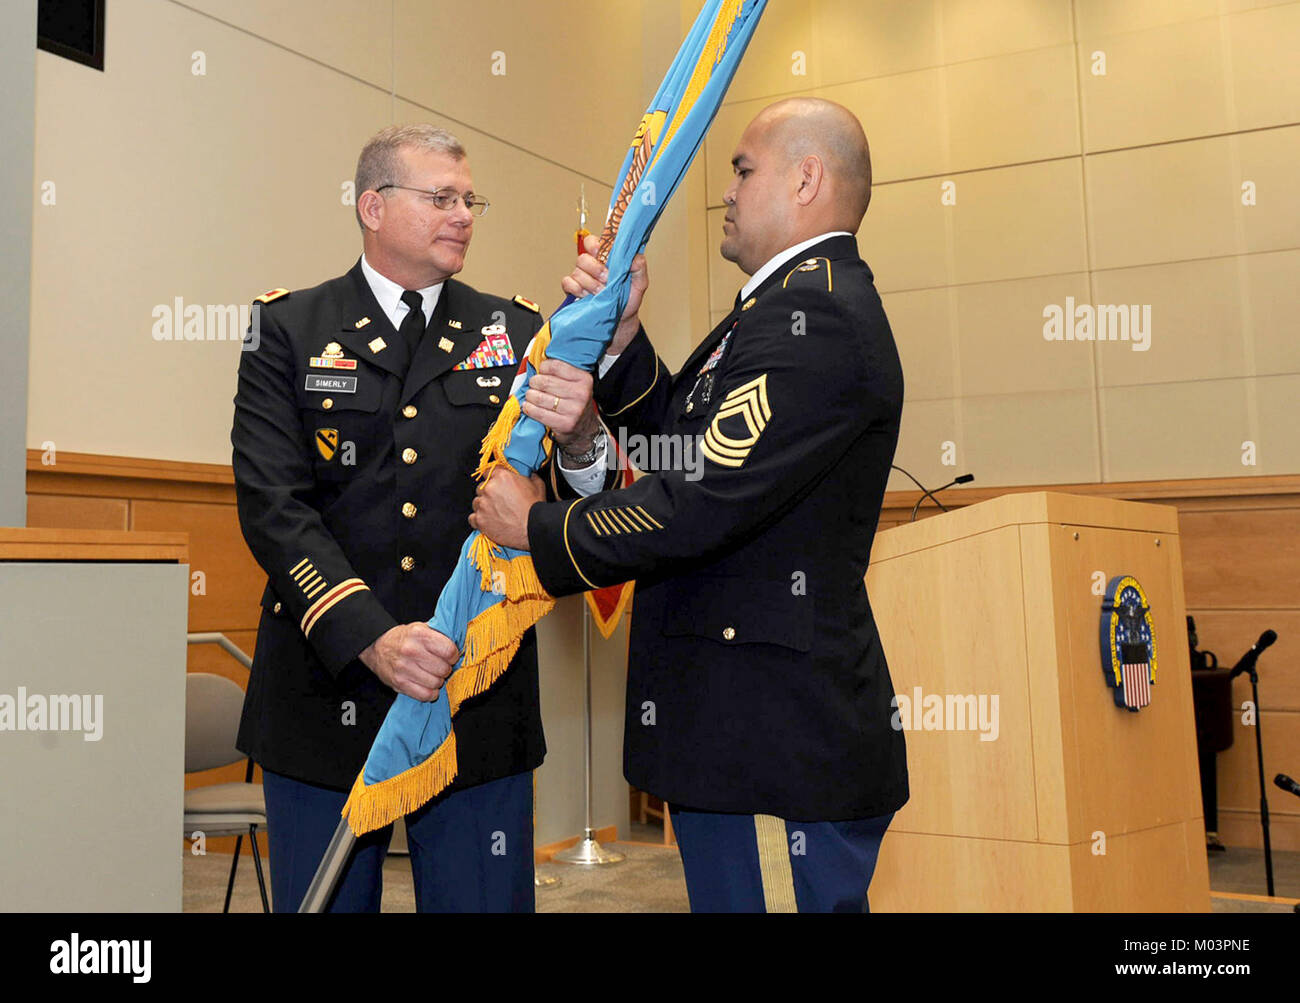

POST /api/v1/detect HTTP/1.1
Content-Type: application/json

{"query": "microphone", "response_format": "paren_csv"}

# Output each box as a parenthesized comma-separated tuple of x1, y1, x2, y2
(1229, 629, 1277, 679)
(1276, 774, 1300, 798)
(905, 471, 974, 522)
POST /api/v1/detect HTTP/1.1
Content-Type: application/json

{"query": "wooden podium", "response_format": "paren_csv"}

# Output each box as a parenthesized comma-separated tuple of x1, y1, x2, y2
(866, 492, 1211, 912)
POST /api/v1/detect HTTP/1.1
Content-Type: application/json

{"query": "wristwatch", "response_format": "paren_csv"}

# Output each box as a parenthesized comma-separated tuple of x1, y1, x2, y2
(559, 426, 606, 468)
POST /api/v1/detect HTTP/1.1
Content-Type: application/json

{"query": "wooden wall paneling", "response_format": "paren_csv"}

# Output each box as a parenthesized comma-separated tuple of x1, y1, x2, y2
(131, 499, 263, 633)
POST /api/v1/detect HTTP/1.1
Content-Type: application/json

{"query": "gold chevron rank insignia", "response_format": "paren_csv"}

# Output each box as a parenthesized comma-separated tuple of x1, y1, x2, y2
(315, 427, 339, 461)
(700, 374, 771, 469)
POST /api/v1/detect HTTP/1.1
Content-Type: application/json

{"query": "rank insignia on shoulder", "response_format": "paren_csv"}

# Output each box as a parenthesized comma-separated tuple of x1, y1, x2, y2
(512, 294, 540, 314)
(254, 287, 290, 304)
(783, 257, 833, 292)
(354, 316, 371, 329)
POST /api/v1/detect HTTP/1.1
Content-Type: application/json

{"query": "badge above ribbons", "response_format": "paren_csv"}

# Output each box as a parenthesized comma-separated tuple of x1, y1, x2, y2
(1099, 574, 1157, 711)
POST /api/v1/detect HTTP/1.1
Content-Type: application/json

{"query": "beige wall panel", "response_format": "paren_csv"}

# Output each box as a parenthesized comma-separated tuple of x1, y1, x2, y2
(393, 0, 656, 183)
(859, 177, 953, 292)
(950, 159, 1088, 286)
(1189, 609, 1300, 710)
(183, 0, 393, 89)
(1247, 250, 1300, 375)
(954, 273, 1094, 397)
(705, 207, 748, 311)
(720, 0, 815, 104)
(959, 389, 1099, 486)
(945, 45, 1080, 173)
(1074, 0, 1219, 38)
(833, 69, 948, 185)
(1085, 137, 1239, 270)
(1179, 506, 1300, 608)
(1100, 380, 1251, 481)
(1256, 375, 1300, 475)
(1237, 124, 1300, 253)
(937, 0, 1074, 64)
(1079, 17, 1230, 151)
(29, 0, 392, 465)
(1227, 2, 1300, 130)
(812, 0, 942, 85)
(889, 398, 960, 491)
(880, 286, 956, 402)
(1092, 257, 1249, 387)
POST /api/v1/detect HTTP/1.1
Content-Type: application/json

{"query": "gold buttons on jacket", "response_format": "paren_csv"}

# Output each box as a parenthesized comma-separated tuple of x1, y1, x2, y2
(401, 502, 417, 519)
(722, 626, 736, 641)
(322, 398, 334, 410)
(402, 448, 418, 465)
(273, 602, 282, 614)
(489, 394, 500, 404)
(402, 405, 418, 419)
(400, 556, 415, 572)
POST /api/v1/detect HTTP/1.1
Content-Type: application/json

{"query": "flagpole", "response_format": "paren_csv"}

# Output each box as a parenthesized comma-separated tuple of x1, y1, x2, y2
(553, 600, 624, 866)
(298, 818, 355, 912)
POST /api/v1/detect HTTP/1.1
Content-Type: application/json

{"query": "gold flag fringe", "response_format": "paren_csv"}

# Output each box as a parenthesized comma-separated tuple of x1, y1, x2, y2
(343, 394, 558, 836)
(341, 730, 458, 836)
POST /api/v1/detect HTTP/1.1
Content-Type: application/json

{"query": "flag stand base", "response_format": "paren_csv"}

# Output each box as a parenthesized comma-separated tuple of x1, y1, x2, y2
(553, 829, 625, 866)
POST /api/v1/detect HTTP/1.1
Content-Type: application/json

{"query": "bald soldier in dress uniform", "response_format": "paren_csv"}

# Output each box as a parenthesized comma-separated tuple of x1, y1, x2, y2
(472, 98, 909, 912)
(231, 125, 608, 912)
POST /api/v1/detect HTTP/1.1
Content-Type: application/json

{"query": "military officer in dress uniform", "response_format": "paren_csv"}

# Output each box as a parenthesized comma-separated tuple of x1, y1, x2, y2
(471, 98, 909, 912)
(231, 124, 607, 912)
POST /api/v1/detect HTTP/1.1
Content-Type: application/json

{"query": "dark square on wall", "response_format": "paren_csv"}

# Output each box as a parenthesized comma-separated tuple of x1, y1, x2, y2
(37, 0, 106, 72)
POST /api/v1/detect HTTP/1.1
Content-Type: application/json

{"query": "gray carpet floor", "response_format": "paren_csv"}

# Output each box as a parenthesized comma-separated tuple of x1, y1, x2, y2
(184, 836, 1299, 914)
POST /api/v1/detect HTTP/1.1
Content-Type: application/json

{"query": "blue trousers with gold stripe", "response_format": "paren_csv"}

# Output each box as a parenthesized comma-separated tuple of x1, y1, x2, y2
(262, 768, 534, 913)
(671, 806, 895, 913)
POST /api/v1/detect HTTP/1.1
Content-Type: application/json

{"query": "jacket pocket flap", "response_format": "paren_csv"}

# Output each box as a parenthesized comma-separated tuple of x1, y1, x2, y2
(661, 576, 811, 652)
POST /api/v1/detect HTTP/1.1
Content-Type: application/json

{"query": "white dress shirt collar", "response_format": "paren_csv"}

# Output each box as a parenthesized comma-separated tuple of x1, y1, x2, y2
(360, 254, 444, 330)
(739, 230, 853, 302)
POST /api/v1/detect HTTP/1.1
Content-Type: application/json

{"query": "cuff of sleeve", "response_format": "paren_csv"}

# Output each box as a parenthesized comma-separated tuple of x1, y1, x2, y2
(557, 435, 607, 496)
(301, 583, 398, 677)
(593, 325, 655, 415)
(528, 499, 597, 598)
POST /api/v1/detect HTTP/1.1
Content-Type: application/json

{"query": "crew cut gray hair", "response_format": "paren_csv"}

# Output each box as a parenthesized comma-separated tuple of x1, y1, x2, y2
(354, 124, 466, 230)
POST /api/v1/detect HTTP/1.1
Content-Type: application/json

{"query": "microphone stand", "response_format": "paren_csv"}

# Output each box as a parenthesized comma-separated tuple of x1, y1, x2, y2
(1243, 662, 1274, 897)
(1231, 635, 1276, 897)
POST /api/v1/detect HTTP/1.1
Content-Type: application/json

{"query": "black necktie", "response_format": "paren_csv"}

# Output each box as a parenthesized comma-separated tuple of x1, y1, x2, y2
(399, 289, 425, 355)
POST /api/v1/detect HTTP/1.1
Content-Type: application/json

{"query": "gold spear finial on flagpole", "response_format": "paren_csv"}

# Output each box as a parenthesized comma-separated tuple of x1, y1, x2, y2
(575, 182, 591, 255)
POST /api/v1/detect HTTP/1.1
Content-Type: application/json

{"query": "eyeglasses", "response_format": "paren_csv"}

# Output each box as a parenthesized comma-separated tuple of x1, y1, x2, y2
(376, 184, 490, 216)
